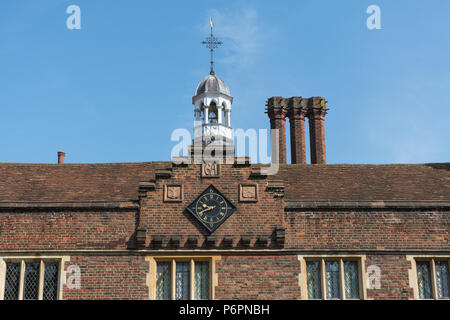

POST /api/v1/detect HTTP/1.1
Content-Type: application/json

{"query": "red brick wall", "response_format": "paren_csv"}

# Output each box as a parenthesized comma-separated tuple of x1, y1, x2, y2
(58, 254, 418, 300)
(0, 162, 447, 300)
(140, 165, 285, 247)
(365, 255, 414, 300)
(285, 210, 449, 250)
(0, 210, 136, 250)
(63, 255, 148, 300)
(215, 255, 301, 299)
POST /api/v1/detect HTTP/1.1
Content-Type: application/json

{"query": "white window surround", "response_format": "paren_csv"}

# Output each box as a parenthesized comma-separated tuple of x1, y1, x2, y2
(0, 256, 70, 300)
(297, 255, 368, 300)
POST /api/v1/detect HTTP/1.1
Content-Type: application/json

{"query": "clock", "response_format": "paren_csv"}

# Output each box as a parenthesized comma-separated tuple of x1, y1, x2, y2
(186, 185, 236, 232)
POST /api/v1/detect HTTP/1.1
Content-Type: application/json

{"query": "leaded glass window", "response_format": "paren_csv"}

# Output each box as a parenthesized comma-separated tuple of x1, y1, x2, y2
(4, 262, 20, 300)
(156, 262, 171, 300)
(43, 262, 59, 300)
(154, 259, 212, 300)
(304, 258, 362, 300)
(435, 261, 449, 299)
(326, 261, 340, 299)
(175, 262, 190, 300)
(194, 261, 209, 300)
(417, 261, 432, 299)
(2, 260, 60, 300)
(344, 261, 360, 299)
(306, 261, 321, 299)
(23, 262, 40, 300)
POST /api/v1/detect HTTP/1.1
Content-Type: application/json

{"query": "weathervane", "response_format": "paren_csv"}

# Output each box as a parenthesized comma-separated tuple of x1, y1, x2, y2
(202, 17, 222, 75)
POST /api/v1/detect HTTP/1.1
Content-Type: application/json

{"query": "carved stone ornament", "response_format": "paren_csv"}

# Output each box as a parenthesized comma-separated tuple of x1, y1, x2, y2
(163, 184, 183, 202)
(239, 183, 258, 202)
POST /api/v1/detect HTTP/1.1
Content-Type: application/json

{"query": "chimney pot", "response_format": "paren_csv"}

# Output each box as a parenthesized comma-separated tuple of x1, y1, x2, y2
(58, 151, 66, 164)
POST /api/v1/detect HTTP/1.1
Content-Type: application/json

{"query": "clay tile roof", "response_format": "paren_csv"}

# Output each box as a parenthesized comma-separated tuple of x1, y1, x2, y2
(0, 162, 448, 203)
(271, 163, 450, 201)
(0, 162, 161, 202)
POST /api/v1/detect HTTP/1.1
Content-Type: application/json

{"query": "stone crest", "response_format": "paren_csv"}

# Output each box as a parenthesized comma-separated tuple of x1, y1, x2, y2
(239, 184, 258, 202)
(163, 184, 183, 202)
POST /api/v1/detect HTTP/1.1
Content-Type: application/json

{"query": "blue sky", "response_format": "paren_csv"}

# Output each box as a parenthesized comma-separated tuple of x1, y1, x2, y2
(0, 0, 449, 164)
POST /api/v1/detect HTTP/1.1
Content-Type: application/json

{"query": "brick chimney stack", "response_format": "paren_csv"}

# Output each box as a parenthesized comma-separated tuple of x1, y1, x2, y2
(266, 97, 288, 164)
(58, 151, 66, 164)
(308, 97, 328, 164)
(267, 96, 328, 165)
(287, 97, 308, 164)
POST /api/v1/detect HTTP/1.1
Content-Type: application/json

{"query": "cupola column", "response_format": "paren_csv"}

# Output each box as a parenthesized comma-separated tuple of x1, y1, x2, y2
(217, 105, 223, 124)
(194, 109, 201, 121)
(204, 105, 209, 124)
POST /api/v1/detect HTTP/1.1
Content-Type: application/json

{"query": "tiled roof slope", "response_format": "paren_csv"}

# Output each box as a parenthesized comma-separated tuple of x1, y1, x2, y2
(271, 163, 450, 201)
(0, 162, 160, 202)
(0, 162, 448, 202)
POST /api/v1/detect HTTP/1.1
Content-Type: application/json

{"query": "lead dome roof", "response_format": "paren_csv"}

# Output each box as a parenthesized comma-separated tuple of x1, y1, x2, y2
(195, 74, 230, 96)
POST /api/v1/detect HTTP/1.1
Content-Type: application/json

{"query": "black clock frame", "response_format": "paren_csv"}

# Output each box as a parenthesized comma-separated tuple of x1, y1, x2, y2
(186, 184, 236, 233)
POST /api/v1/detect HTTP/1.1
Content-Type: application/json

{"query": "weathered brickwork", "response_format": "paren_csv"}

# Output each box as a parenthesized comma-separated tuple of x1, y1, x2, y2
(364, 255, 415, 300)
(284, 210, 449, 250)
(139, 164, 284, 248)
(63, 255, 148, 300)
(0, 161, 448, 300)
(215, 255, 301, 300)
(0, 210, 137, 250)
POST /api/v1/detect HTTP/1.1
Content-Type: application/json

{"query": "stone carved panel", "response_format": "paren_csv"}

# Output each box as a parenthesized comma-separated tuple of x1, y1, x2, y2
(239, 183, 258, 202)
(163, 184, 183, 202)
(201, 162, 220, 178)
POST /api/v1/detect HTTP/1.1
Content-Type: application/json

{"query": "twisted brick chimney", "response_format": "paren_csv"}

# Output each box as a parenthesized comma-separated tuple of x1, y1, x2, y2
(266, 97, 288, 164)
(287, 97, 308, 164)
(267, 96, 328, 164)
(308, 97, 328, 164)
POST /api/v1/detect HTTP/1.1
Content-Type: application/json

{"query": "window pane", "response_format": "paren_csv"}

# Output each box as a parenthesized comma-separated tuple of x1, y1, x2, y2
(417, 261, 433, 299)
(176, 262, 190, 300)
(156, 262, 171, 300)
(344, 261, 360, 299)
(306, 261, 322, 299)
(194, 261, 209, 300)
(326, 261, 340, 299)
(43, 262, 59, 300)
(435, 261, 449, 298)
(4, 263, 20, 300)
(24, 262, 40, 300)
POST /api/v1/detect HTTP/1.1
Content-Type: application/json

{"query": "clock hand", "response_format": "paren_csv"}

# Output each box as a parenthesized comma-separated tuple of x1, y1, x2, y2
(198, 205, 216, 215)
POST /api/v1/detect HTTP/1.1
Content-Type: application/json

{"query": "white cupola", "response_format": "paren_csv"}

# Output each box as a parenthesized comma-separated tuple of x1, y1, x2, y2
(192, 73, 233, 146)
(193, 18, 234, 147)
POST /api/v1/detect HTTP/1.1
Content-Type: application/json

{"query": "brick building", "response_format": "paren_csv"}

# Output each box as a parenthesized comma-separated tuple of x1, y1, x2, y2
(0, 70, 448, 301)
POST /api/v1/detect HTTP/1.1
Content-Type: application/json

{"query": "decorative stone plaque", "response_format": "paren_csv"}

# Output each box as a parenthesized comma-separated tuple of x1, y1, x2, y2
(163, 184, 183, 202)
(239, 184, 258, 202)
(201, 162, 220, 178)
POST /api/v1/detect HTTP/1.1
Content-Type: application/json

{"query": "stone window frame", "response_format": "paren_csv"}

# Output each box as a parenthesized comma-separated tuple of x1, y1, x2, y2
(145, 255, 220, 300)
(297, 255, 367, 300)
(0, 256, 70, 300)
(407, 255, 450, 300)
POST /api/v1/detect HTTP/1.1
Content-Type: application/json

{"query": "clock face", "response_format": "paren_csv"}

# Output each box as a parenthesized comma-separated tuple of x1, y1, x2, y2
(186, 185, 236, 232)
